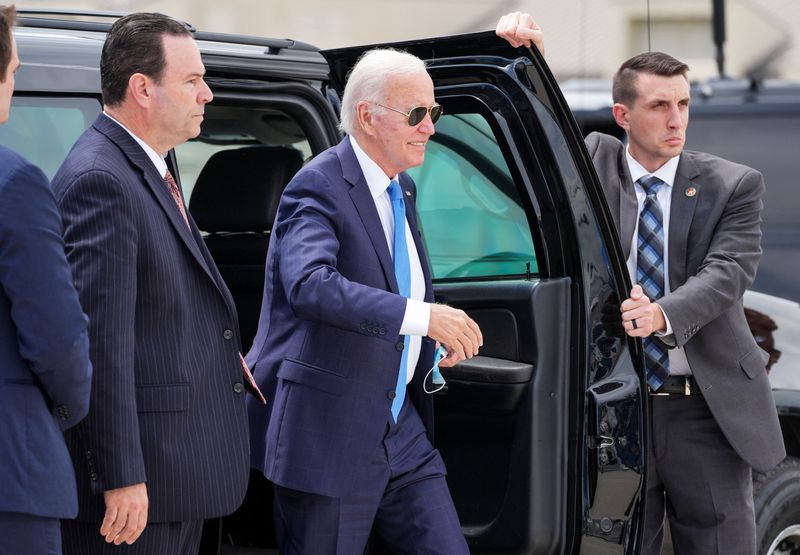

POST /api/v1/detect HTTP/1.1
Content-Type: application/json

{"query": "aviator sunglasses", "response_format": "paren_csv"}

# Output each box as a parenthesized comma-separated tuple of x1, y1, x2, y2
(370, 102, 443, 126)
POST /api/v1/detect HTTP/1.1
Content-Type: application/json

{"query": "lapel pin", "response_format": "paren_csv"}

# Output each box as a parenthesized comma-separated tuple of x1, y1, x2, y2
(405, 191, 411, 197)
(685, 186, 697, 198)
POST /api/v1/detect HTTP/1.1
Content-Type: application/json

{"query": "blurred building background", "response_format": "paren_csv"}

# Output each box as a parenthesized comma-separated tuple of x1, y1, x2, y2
(17, 0, 800, 81)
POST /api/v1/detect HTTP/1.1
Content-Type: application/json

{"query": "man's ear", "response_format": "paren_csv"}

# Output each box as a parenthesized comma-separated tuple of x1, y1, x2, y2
(356, 100, 376, 136)
(612, 102, 630, 133)
(127, 73, 151, 108)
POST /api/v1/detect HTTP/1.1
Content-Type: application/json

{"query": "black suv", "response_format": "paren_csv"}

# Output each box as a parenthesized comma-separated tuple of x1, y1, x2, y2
(5, 10, 799, 555)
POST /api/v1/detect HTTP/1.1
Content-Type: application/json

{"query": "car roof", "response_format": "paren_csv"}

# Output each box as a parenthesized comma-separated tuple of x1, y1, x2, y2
(14, 10, 331, 92)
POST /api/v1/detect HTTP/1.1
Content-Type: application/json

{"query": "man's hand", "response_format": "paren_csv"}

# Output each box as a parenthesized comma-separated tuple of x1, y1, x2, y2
(100, 482, 148, 545)
(620, 284, 666, 337)
(427, 304, 483, 367)
(496, 12, 545, 55)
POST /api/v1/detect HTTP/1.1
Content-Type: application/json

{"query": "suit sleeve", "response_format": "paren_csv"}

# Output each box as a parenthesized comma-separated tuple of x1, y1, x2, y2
(0, 162, 92, 430)
(657, 168, 764, 348)
(276, 168, 407, 341)
(57, 169, 147, 494)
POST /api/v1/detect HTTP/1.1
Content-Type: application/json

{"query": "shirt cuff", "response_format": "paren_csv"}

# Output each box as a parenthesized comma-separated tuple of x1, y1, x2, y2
(655, 304, 674, 337)
(399, 299, 431, 336)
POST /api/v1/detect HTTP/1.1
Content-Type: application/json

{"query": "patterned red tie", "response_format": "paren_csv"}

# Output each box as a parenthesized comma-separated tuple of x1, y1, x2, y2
(163, 169, 190, 227)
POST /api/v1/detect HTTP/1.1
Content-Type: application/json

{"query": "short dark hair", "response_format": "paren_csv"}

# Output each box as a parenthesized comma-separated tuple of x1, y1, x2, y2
(612, 51, 689, 106)
(0, 4, 16, 84)
(101, 12, 191, 107)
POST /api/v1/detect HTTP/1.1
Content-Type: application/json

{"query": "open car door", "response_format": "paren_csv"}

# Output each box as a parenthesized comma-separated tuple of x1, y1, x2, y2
(323, 32, 647, 555)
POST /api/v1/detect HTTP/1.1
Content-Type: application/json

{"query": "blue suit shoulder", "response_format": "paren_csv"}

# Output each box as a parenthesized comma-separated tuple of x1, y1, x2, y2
(0, 144, 43, 184)
(289, 144, 340, 183)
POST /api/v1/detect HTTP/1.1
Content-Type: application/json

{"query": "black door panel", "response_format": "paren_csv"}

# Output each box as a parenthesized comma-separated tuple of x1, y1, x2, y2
(434, 278, 572, 553)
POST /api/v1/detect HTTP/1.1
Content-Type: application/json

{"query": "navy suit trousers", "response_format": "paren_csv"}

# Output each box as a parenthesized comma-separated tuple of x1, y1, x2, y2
(273, 397, 467, 554)
(0, 511, 62, 555)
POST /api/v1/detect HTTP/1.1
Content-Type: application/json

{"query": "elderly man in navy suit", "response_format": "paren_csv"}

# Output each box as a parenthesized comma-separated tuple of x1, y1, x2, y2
(52, 12, 258, 554)
(0, 5, 92, 555)
(246, 49, 483, 554)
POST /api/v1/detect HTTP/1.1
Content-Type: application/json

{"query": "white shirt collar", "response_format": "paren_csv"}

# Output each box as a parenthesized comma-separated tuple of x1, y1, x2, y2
(349, 135, 397, 198)
(102, 112, 168, 178)
(625, 147, 680, 188)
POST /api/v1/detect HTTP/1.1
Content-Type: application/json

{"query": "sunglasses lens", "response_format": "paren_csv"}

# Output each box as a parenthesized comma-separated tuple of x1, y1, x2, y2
(430, 104, 442, 123)
(408, 107, 427, 126)
(407, 105, 443, 126)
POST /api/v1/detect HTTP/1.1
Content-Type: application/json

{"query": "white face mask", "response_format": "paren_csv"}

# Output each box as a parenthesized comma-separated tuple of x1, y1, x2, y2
(424, 346, 448, 394)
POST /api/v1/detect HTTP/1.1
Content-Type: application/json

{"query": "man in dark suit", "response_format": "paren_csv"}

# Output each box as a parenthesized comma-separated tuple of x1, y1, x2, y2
(0, 6, 92, 554)
(246, 48, 483, 553)
(497, 13, 785, 554)
(52, 13, 256, 553)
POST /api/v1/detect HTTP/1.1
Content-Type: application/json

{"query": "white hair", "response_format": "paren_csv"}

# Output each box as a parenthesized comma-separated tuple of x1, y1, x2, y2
(339, 48, 428, 136)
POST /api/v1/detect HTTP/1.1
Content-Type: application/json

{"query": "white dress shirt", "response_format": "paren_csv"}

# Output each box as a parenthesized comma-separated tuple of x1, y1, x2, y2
(625, 149, 691, 376)
(350, 136, 431, 383)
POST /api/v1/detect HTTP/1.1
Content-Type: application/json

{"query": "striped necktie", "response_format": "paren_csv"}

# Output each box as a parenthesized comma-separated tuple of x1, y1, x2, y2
(637, 175, 670, 389)
(164, 169, 190, 228)
(388, 180, 411, 422)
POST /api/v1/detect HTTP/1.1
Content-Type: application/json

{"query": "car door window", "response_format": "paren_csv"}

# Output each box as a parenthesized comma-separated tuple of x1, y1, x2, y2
(407, 112, 538, 281)
(174, 103, 313, 201)
(0, 96, 100, 179)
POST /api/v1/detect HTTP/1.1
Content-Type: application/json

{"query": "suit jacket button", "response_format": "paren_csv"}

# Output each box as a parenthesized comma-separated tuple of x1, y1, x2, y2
(89, 472, 98, 481)
(395, 341, 404, 351)
(233, 382, 245, 394)
(379, 328, 386, 336)
(360, 323, 367, 331)
(223, 329, 234, 340)
(85, 450, 93, 460)
(387, 390, 397, 400)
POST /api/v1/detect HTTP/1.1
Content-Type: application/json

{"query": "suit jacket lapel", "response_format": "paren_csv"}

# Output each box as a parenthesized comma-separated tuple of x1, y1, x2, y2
(339, 140, 400, 294)
(592, 141, 639, 259)
(93, 116, 218, 287)
(668, 153, 700, 289)
(611, 144, 638, 260)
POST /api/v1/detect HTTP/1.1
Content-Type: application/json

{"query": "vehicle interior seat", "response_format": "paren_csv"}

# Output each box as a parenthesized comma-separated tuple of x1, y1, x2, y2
(189, 145, 304, 351)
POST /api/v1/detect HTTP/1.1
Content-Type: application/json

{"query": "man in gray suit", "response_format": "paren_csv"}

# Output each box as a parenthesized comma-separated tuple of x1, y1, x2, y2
(498, 12, 785, 555)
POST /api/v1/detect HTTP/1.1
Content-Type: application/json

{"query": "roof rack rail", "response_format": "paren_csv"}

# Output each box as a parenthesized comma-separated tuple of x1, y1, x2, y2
(16, 10, 316, 55)
(17, 8, 127, 19)
(17, 8, 125, 31)
(17, 9, 195, 33)
(194, 31, 317, 55)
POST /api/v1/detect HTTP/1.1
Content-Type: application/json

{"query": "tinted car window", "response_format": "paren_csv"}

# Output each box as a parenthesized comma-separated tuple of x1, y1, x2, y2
(686, 113, 800, 302)
(0, 96, 100, 179)
(407, 112, 538, 281)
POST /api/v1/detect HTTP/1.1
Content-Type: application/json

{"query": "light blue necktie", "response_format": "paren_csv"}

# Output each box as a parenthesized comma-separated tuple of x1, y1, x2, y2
(636, 175, 670, 389)
(388, 180, 410, 422)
